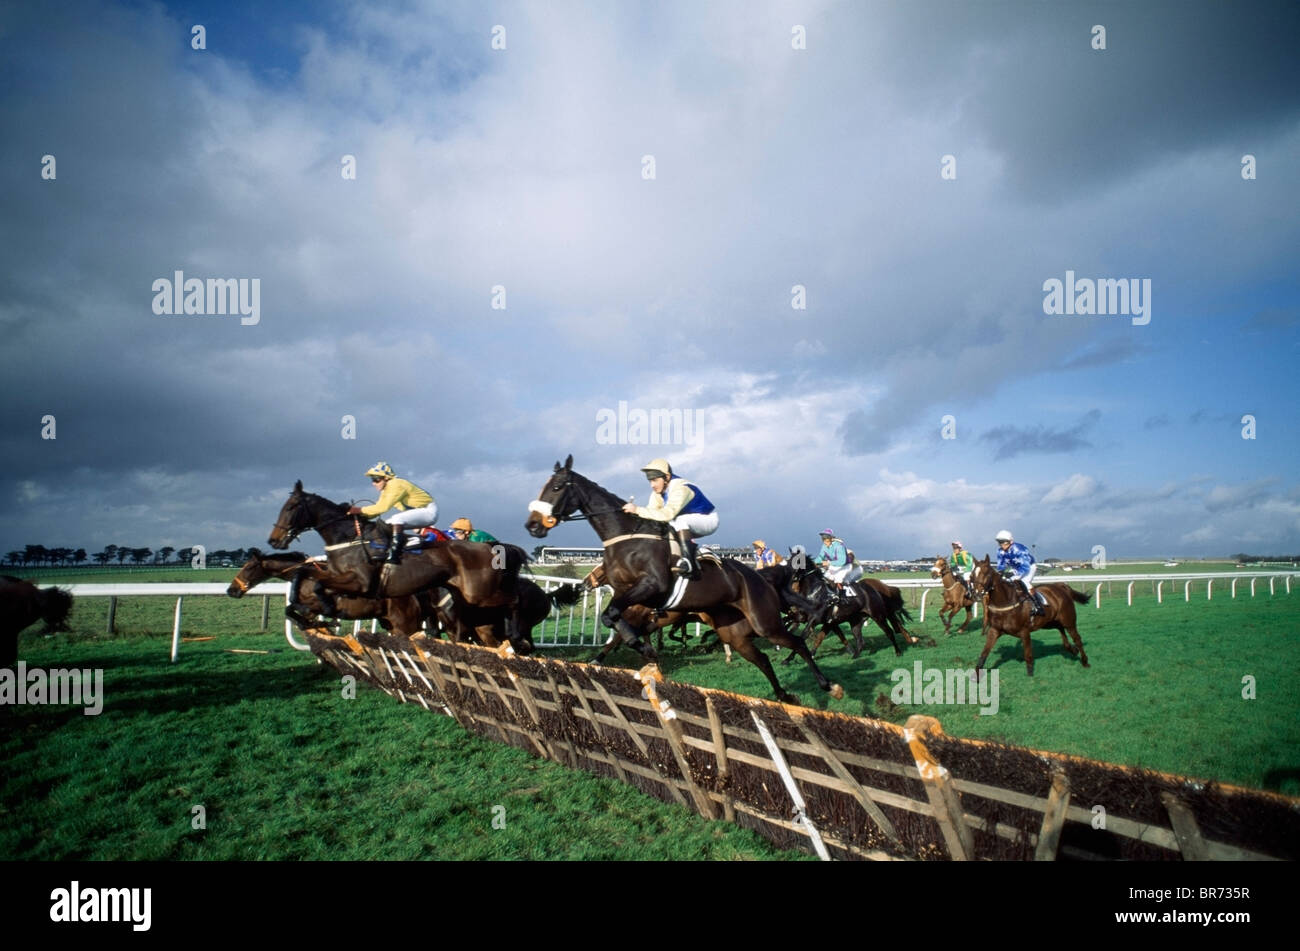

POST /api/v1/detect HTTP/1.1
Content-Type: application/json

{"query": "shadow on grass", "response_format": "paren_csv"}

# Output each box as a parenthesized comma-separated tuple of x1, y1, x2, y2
(1, 662, 337, 739)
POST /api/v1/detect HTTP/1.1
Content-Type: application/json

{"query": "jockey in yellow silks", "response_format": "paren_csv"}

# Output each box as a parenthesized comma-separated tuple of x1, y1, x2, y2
(346, 461, 438, 563)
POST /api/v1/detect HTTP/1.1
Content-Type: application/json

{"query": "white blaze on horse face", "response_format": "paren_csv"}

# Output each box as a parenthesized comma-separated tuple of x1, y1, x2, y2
(528, 500, 554, 519)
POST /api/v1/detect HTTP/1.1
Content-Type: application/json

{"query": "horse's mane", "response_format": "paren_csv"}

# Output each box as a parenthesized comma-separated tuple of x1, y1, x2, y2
(568, 469, 670, 535)
(569, 469, 626, 509)
(258, 549, 311, 563)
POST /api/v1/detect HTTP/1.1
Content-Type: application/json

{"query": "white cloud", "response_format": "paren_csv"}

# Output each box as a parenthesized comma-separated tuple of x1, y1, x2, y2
(1041, 473, 1099, 505)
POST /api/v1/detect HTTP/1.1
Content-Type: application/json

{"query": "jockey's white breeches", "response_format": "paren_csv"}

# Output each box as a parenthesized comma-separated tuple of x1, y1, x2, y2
(385, 502, 439, 529)
(825, 563, 862, 584)
(1017, 563, 1037, 589)
(670, 511, 718, 539)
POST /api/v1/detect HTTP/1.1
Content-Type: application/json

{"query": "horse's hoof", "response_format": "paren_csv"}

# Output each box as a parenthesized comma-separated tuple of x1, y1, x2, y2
(779, 692, 801, 706)
(829, 683, 844, 700)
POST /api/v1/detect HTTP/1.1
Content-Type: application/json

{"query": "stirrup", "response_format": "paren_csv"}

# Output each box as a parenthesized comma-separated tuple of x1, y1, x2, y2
(674, 557, 692, 577)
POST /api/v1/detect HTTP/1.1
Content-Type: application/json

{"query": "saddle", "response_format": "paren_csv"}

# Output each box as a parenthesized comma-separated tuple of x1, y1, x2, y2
(366, 526, 450, 559)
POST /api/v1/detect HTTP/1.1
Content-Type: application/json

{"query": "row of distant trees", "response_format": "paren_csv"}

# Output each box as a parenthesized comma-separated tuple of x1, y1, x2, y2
(2, 544, 254, 568)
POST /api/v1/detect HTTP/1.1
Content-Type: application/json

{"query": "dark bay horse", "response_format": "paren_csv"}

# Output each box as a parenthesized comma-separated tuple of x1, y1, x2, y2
(229, 549, 576, 652)
(266, 481, 529, 646)
(778, 564, 907, 659)
(969, 556, 1090, 677)
(525, 456, 840, 705)
(1, 576, 73, 667)
(858, 577, 921, 645)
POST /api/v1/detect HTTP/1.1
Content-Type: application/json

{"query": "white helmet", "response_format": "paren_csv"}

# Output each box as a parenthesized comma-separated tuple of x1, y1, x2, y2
(995, 530, 1013, 542)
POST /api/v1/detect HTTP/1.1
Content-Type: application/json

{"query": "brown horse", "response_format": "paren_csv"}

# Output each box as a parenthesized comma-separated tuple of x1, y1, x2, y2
(266, 481, 530, 647)
(969, 556, 1090, 677)
(229, 549, 575, 652)
(1, 576, 73, 667)
(930, 557, 981, 634)
(228, 549, 432, 637)
(525, 456, 840, 705)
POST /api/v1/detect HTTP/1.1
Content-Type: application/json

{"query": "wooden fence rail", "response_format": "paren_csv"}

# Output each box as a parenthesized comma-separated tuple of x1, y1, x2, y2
(307, 628, 1300, 862)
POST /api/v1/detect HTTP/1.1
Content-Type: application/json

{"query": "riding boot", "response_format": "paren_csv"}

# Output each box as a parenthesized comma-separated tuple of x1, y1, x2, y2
(675, 529, 697, 578)
(388, 529, 405, 564)
(1024, 583, 1042, 616)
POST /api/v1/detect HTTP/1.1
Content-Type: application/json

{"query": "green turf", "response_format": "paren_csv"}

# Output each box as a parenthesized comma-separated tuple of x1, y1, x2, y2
(4, 573, 1296, 861)
(1, 631, 801, 861)
(589, 592, 1300, 796)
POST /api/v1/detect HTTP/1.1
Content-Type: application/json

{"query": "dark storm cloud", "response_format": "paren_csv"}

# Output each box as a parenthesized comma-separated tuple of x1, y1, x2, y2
(979, 409, 1101, 461)
(855, 0, 1300, 202)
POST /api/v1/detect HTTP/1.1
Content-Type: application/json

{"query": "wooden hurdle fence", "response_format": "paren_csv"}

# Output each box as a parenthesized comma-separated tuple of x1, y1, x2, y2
(307, 627, 1300, 862)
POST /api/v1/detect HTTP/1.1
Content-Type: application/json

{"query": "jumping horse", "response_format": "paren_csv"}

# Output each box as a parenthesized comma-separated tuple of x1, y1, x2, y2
(1, 576, 73, 667)
(525, 456, 841, 705)
(969, 556, 1090, 677)
(266, 481, 531, 650)
(230, 549, 578, 651)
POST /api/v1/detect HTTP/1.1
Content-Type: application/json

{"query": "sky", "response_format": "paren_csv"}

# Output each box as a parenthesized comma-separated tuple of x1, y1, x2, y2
(1, 0, 1298, 563)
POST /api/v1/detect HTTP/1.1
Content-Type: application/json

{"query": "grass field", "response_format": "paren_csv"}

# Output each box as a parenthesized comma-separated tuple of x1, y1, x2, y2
(3, 566, 1297, 860)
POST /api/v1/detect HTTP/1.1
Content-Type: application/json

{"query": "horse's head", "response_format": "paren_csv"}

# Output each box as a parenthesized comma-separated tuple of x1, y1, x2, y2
(267, 480, 309, 549)
(969, 556, 998, 599)
(526, 454, 577, 538)
(228, 547, 309, 597)
(228, 548, 263, 597)
(930, 557, 945, 578)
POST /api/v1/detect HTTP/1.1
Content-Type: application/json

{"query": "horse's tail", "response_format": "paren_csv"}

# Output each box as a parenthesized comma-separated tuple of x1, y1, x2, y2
(500, 543, 529, 594)
(39, 586, 74, 633)
(547, 583, 583, 608)
(1067, 587, 1090, 605)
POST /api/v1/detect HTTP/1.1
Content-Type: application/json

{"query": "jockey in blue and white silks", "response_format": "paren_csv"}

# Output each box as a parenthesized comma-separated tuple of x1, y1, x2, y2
(752, 540, 781, 569)
(622, 458, 718, 577)
(994, 529, 1042, 613)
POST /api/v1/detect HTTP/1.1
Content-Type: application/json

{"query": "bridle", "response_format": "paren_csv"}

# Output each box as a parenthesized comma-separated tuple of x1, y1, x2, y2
(272, 493, 359, 546)
(531, 474, 631, 527)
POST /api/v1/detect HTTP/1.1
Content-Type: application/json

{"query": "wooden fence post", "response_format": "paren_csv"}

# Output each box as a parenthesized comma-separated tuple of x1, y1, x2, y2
(1034, 767, 1071, 860)
(638, 666, 716, 820)
(903, 715, 973, 860)
(1160, 791, 1209, 860)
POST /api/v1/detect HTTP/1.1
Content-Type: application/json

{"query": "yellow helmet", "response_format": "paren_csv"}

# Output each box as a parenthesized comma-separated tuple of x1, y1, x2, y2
(752, 540, 766, 550)
(640, 458, 672, 480)
(450, 517, 473, 533)
(365, 461, 395, 480)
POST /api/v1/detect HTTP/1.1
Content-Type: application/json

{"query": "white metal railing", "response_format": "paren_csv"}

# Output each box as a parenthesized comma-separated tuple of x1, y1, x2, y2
(57, 569, 1299, 659)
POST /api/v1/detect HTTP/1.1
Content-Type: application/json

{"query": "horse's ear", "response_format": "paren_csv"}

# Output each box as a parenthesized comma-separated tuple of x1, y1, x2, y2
(553, 460, 560, 472)
(294, 480, 303, 493)
(564, 454, 573, 469)
(248, 547, 262, 559)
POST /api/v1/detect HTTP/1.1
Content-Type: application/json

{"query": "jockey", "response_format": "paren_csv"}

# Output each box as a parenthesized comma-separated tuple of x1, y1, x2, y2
(346, 462, 438, 564)
(752, 539, 782, 569)
(449, 517, 498, 544)
(949, 540, 975, 594)
(622, 457, 718, 578)
(994, 529, 1042, 616)
(815, 529, 853, 600)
